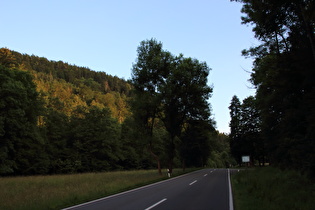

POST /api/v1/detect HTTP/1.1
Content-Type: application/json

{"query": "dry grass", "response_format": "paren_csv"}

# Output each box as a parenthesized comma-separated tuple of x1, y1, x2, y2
(0, 169, 187, 210)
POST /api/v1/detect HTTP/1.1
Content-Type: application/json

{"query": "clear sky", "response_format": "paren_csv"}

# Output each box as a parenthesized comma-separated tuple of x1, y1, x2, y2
(1, 0, 256, 133)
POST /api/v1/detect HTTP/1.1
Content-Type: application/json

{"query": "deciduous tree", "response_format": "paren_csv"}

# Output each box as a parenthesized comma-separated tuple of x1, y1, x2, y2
(132, 39, 213, 174)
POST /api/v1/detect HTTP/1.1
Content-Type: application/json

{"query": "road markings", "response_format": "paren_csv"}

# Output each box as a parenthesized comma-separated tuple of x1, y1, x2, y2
(145, 198, 167, 210)
(204, 174, 208, 177)
(63, 170, 209, 210)
(189, 180, 197, 185)
(228, 169, 234, 210)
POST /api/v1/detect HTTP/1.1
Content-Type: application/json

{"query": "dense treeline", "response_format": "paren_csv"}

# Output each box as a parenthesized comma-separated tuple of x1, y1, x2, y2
(0, 46, 233, 176)
(230, 0, 315, 175)
(229, 95, 264, 166)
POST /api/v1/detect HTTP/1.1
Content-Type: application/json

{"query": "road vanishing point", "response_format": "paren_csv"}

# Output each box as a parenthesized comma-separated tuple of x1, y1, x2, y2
(63, 168, 235, 210)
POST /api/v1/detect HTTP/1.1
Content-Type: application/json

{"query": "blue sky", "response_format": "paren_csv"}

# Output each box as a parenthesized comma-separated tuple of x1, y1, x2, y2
(1, 0, 256, 133)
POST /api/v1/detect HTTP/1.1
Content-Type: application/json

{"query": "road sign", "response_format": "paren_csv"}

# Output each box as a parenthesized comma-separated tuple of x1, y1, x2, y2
(242, 156, 250, 163)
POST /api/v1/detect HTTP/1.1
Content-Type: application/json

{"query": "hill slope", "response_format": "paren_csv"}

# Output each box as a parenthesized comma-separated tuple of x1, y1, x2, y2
(0, 48, 138, 175)
(8, 48, 131, 122)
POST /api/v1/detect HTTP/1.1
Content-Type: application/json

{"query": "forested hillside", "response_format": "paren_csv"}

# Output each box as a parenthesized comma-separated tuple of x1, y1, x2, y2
(10, 49, 132, 122)
(0, 47, 233, 176)
(0, 48, 132, 175)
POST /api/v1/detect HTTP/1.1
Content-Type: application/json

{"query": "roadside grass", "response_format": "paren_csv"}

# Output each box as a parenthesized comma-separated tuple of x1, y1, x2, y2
(0, 168, 195, 210)
(231, 167, 315, 210)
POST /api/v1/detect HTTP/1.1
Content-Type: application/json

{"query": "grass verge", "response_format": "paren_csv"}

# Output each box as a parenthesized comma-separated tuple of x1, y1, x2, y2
(0, 168, 195, 210)
(231, 167, 315, 210)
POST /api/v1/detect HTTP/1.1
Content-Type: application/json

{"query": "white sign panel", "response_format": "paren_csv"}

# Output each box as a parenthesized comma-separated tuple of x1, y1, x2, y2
(242, 156, 250, 163)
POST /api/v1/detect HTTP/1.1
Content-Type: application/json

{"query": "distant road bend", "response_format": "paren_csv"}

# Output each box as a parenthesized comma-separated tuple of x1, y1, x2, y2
(63, 169, 234, 210)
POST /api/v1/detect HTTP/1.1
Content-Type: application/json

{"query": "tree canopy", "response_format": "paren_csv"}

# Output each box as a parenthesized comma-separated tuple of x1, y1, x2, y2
(131, 39, 215, 173)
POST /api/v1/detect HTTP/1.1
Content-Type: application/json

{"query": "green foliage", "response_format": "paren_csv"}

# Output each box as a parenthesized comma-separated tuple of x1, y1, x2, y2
(229, 96, 242, 163)
(0, 48, 17, 68)
(180, 121, 215, 168)
(119, 117, 146, 169)
(229, 96, 263, 165)
(10, 49, 132, 95)
(207, 133, 235, 168)
(131, 39, 215, 172)
(0, 45, 229, 176)
(2, 48, 132, 123)
(161, 55, 212, 137)
(41, 108, 72, 174)
(233, 0, 315, 174)
(0, 65, 48, 175)
(0, 49, 134, 175)
(69, 106, 122, 172)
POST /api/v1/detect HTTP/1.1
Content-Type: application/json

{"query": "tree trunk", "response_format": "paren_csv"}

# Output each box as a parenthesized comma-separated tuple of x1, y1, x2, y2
(148, 143, 162, 175)
(262, 155, 265, 166)
(168, 138, 176, 176)
(182, 159, 186, 172)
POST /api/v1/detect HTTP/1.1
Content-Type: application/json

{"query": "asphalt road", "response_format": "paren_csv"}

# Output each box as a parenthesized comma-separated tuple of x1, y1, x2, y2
(63, 169, 234, 210)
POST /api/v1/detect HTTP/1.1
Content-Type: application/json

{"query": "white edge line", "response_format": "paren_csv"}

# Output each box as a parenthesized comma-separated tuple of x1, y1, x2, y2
(62, 170, 203, 210)
(228, 169, 234, 210)
(144, 198, 167, 210)
(189, 180, 197, 185)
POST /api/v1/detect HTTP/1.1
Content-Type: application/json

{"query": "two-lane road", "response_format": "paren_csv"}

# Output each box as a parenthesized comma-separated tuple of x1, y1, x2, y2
(64, 169, 234, 210)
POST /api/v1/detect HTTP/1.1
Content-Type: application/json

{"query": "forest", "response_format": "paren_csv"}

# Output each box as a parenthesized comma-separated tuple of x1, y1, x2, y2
(229, 0, 315, 176)
(0, 45, 232, 176)
(2, 0, 313, 177)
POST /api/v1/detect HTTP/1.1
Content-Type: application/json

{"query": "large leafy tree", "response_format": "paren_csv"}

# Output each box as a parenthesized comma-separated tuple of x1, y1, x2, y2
(160, 55, 212, 172)
(131, 39, 172, 174)
(131, 39, 213, 174)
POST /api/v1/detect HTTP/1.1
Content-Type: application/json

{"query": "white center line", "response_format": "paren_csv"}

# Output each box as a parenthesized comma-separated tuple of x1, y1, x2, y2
(145, 198, 167, 210)
(189, 180, 197, 185)
(204, 174, 208, 177)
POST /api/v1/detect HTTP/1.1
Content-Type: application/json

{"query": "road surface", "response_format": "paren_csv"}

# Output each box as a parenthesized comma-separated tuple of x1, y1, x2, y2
(63, 168, 234, 210)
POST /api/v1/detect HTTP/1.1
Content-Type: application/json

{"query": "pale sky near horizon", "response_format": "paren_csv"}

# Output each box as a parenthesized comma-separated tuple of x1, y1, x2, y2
(1, 0, 257, 133)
